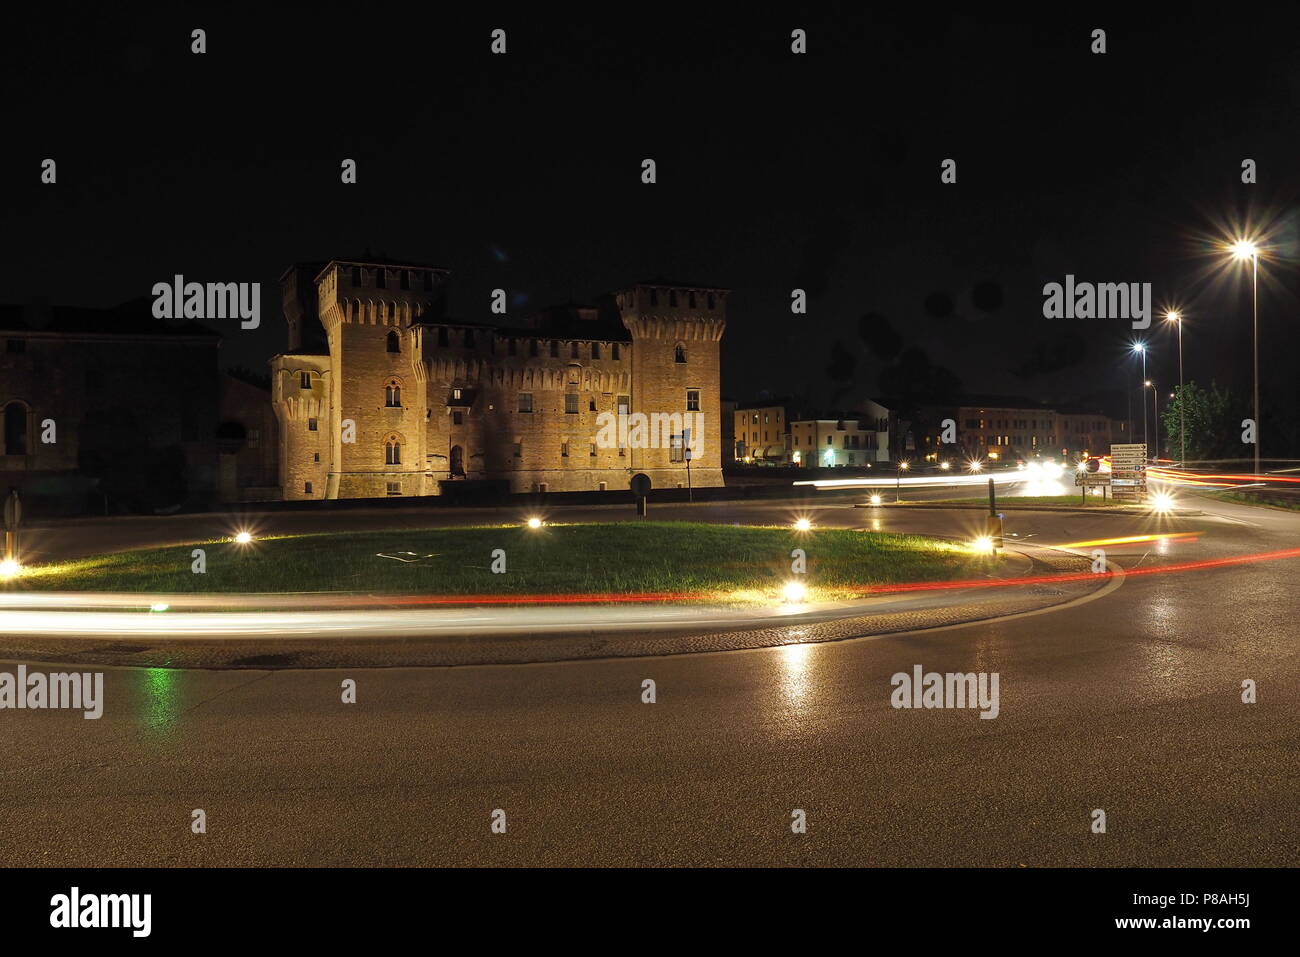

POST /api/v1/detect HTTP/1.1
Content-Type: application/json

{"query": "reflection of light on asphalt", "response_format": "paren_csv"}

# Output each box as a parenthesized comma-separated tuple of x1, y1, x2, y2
(777, 642, 813, 715)
(142, 667, 180, 735)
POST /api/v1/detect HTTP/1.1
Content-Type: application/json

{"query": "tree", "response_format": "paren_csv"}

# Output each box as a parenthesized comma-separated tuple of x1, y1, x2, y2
(1162, 381, 1235, 464)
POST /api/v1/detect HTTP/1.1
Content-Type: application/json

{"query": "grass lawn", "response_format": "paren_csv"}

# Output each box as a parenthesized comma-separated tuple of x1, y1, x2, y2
(12, 522, 993, 602)
(1199, 490, 1300, 512)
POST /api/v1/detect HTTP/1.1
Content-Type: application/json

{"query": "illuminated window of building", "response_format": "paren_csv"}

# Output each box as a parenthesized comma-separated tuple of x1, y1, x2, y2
(384, 436, 401, 465)
(386, 331, 400, 353)
(687, 390, 700, 411)
(385, 380, 401, 407)
(307, 417, 318, 432)
(669, 433, 684, 462)
(565, 393, 579, 414)
(674, 343, 686, 363)
(518, 393, 533, 413)
(300, 371, 311, 389)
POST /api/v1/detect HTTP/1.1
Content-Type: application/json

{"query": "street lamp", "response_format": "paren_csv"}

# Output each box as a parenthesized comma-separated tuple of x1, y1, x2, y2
(1165, 311, 1185, 468)
(1228, 240, 1261, 475)
(1132, 341, 1148, 456)
(896, 459, 909, 502)
(1146, 380, 1159, 462)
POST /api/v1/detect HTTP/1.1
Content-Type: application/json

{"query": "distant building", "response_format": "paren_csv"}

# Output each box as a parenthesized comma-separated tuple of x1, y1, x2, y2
(271, 260, 728, 498)
(733, 400, 790, 463)
(790, 400, 892, 467)
(916, 396, 1127, 462)
(0, 300, 223, 514)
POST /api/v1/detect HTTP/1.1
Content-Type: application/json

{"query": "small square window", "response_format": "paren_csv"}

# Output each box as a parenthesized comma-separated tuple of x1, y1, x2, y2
(308, 418, 318, 432)
(313, 452, 320, 463)
(565, 393, 579, 414)
(686, 390, 700, 412)
(300, 372, 311, 389)
(518, 393, 533, 413)
(386, 482, 401, 496)
(304, 481, 313, 494)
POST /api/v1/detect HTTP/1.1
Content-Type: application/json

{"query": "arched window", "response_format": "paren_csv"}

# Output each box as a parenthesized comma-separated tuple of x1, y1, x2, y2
(4, 401, 28, 456)
(674, 343, 686, 363)
(385, 380, 402, 407)
(386, 331, 400, 353)
(384, 434, 402, 465)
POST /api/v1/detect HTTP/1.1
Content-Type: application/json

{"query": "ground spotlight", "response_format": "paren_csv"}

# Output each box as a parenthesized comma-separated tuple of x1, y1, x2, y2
(971, 536, 994, 554)
(793, 517, 812, 532)
(526, 516, 544, 529)
(0, 558, 21, 580)
(234, 531, 254, 545)
(869, 494, 882, 506)
(782, 580, 808, 603)
(1151, 492, 1175, 513)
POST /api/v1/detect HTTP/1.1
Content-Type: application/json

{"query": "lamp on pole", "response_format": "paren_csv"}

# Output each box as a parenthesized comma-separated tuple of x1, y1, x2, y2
(1165, 311, 1185, 468)
(1132, 341, 1148, 458)
(896, 459, 909, 503)
(1146, 380, 1159, 462)
(1229, 240, 1261, 475)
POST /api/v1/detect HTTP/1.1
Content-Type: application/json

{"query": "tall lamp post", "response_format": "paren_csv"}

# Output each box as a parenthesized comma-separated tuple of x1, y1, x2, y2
(1132, 341, 1149, 457)
(1146, 380, 1159, 462)
(1165, 311, 1185, 468)
(1229, 240, 1261, 476)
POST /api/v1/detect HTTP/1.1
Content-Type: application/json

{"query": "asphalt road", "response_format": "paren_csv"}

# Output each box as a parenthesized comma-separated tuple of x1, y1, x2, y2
(0, 491, 1296, 866)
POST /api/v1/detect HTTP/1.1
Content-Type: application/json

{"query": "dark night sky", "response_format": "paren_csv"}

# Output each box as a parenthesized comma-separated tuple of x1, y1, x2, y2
(3, 5, 1298, 427)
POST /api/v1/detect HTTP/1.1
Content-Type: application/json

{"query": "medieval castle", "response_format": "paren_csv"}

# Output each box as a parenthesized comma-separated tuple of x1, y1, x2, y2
(271, 259, 727, 499)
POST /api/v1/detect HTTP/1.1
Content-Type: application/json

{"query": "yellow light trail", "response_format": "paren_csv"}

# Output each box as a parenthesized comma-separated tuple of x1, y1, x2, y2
(1058, 532, 1201, 549)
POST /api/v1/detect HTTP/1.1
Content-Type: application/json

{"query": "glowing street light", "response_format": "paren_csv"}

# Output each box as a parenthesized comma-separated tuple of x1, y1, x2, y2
(968, 458, 983, 473)
(782, 580, 808, 603)
(896, 459, 910, 502)
(234, 531, 253, 545)
(1226, 238, 1261, 475)
(869, 494, 882, 506)
(525, 517, 543, 529)
(939, 460, 951, 471)
(1132, 341, 1149, 456)
(793, 518, 812, 532)
(0, 558, 20, 580)
(1165, 311, 1185, 468)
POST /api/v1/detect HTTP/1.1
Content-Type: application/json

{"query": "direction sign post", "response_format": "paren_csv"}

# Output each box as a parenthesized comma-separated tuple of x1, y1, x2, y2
(1109, 443, 1147, 503)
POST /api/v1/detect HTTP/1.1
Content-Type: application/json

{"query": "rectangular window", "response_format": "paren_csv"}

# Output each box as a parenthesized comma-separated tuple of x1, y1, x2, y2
(300, 372, 311, 389)
(686, 389, 700, 411)
(305, 481, 313, 494)
(386, 482, 401, 496)
(452, 388, 462, 400)
(313, 452, 320, 463)
(513, 441, 522, 458)
(565, 393, 579, 414)
(307, 418, 318, 432)
(670, 433, 684, 462)
(590, 443, 597, 457)
(561, 441, 569, 457)
(518, 393, 533, 413)
(617, 395, 630, 416)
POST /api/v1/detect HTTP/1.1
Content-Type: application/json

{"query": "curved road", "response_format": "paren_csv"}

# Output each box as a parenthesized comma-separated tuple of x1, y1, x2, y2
(0, 493, 1296, 866)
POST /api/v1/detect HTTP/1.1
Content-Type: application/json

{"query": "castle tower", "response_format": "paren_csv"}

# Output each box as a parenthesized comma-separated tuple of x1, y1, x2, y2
(315, 259, 451, 499)
(618, 281, 728, 490)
